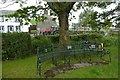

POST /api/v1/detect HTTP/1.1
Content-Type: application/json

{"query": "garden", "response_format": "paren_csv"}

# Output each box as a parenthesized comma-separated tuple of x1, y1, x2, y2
(0, 0, 119, 79)
(2, 32, 119, 78)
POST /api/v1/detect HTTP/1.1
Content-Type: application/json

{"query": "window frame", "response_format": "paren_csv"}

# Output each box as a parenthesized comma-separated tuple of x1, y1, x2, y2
(16, 26, 21, 32)
(0, 15, 4, 22)
(0, 26, 4, 32)
(8, 25, 14, 32)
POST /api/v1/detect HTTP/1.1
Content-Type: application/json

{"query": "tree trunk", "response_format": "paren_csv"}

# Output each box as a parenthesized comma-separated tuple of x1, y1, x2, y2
(47, 2, 75, 46)
(58, 12, 70, 46)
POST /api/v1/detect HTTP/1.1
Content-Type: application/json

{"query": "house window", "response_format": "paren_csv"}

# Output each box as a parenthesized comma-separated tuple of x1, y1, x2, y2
(5, 19, 8, 22)
(8, 25, 14, 32)
(16, 26, 21, 32)
(0, 16, 4, 22)
(15, 18, 19, 22)
(0, 26, 4, 32)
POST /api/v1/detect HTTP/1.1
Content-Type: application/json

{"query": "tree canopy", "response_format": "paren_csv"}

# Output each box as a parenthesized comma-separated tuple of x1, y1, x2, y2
(78, 2, 119, 31)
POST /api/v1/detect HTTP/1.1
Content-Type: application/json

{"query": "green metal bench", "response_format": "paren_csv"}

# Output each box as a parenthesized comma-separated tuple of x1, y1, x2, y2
(37, 41, 111, 76)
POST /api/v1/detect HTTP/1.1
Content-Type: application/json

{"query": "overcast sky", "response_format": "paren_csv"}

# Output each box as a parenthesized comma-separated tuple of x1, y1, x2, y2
(0, 0, 37, 10)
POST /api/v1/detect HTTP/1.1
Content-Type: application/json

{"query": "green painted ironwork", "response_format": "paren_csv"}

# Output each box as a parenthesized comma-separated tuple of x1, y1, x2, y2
(37, 41, 111, 76)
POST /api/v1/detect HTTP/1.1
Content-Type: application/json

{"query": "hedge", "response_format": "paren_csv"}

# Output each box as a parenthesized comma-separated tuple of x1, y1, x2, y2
(33, 34, 118, 47)
(45, 33, 103, 44)
(31, 35, 52, 53)
(2, 33, 31, 60)
(2, 32, 117, 60)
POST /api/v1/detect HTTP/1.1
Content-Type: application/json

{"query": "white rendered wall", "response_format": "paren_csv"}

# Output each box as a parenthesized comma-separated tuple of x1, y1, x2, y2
(21, 25, 30, 32)
(0, 17, 30, 33)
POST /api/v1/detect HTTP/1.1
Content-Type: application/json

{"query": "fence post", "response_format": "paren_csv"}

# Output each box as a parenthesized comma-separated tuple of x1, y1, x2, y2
(37, 47, 41, 76)
(67, 45, 72, 65)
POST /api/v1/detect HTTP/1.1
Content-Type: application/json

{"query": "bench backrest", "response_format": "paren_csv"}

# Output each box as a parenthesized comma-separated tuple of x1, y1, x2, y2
(37, 42, 103, 62)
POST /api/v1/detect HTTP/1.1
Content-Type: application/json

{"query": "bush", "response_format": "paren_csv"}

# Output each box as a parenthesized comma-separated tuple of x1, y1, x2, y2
(101, 36, 118, 47)
(36, 34, 103, 44)
(31, 35, 52, 53)
(48, 35, 59, 44)
(33, 34, 103, 44)
(70, 33, 103, 43)
(70, 35, 80, 42)
(2, 32, 31, 60)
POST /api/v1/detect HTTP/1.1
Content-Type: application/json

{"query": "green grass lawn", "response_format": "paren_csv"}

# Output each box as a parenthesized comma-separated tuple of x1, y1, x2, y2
(0, 61, 2, 78)
(2, 45, 118, 78)
(2, 55, 38, 78)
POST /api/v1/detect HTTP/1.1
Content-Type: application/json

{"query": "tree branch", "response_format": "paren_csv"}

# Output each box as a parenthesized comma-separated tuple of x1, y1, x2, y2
(47, 2, 75, 14)
(47, 2, 60, 14)
(65, 2, 75, 13)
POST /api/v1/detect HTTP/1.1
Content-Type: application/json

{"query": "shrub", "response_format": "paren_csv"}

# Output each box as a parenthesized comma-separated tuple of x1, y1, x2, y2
(33, 34, 103, 44)
(2, 32, 31, 60)
(48, 35, 59, 44)
(88, 33, 103, 42)
(70, 33, 103, 43)
(101, 36, 118, 47)
(70, 35, 80, 42)
(31, 35, 52, 53)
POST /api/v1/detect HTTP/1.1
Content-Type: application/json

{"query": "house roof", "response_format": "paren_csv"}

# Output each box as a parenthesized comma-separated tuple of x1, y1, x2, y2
(0, 10, 15, 15)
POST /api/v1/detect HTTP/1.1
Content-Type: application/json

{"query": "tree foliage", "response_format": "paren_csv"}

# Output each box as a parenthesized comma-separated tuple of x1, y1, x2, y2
(78, 2, 119, 31)
(79, 8, 98, 30)
(98, 3, 120, 28)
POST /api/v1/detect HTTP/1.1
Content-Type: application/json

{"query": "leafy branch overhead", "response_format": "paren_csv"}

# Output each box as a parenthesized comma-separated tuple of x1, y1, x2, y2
(5, 4, 50, 25)
(5, 1, 118, 26)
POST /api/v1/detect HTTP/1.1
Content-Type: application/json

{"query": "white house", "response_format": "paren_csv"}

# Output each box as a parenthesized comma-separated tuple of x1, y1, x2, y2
(0, 10, 30, 33)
